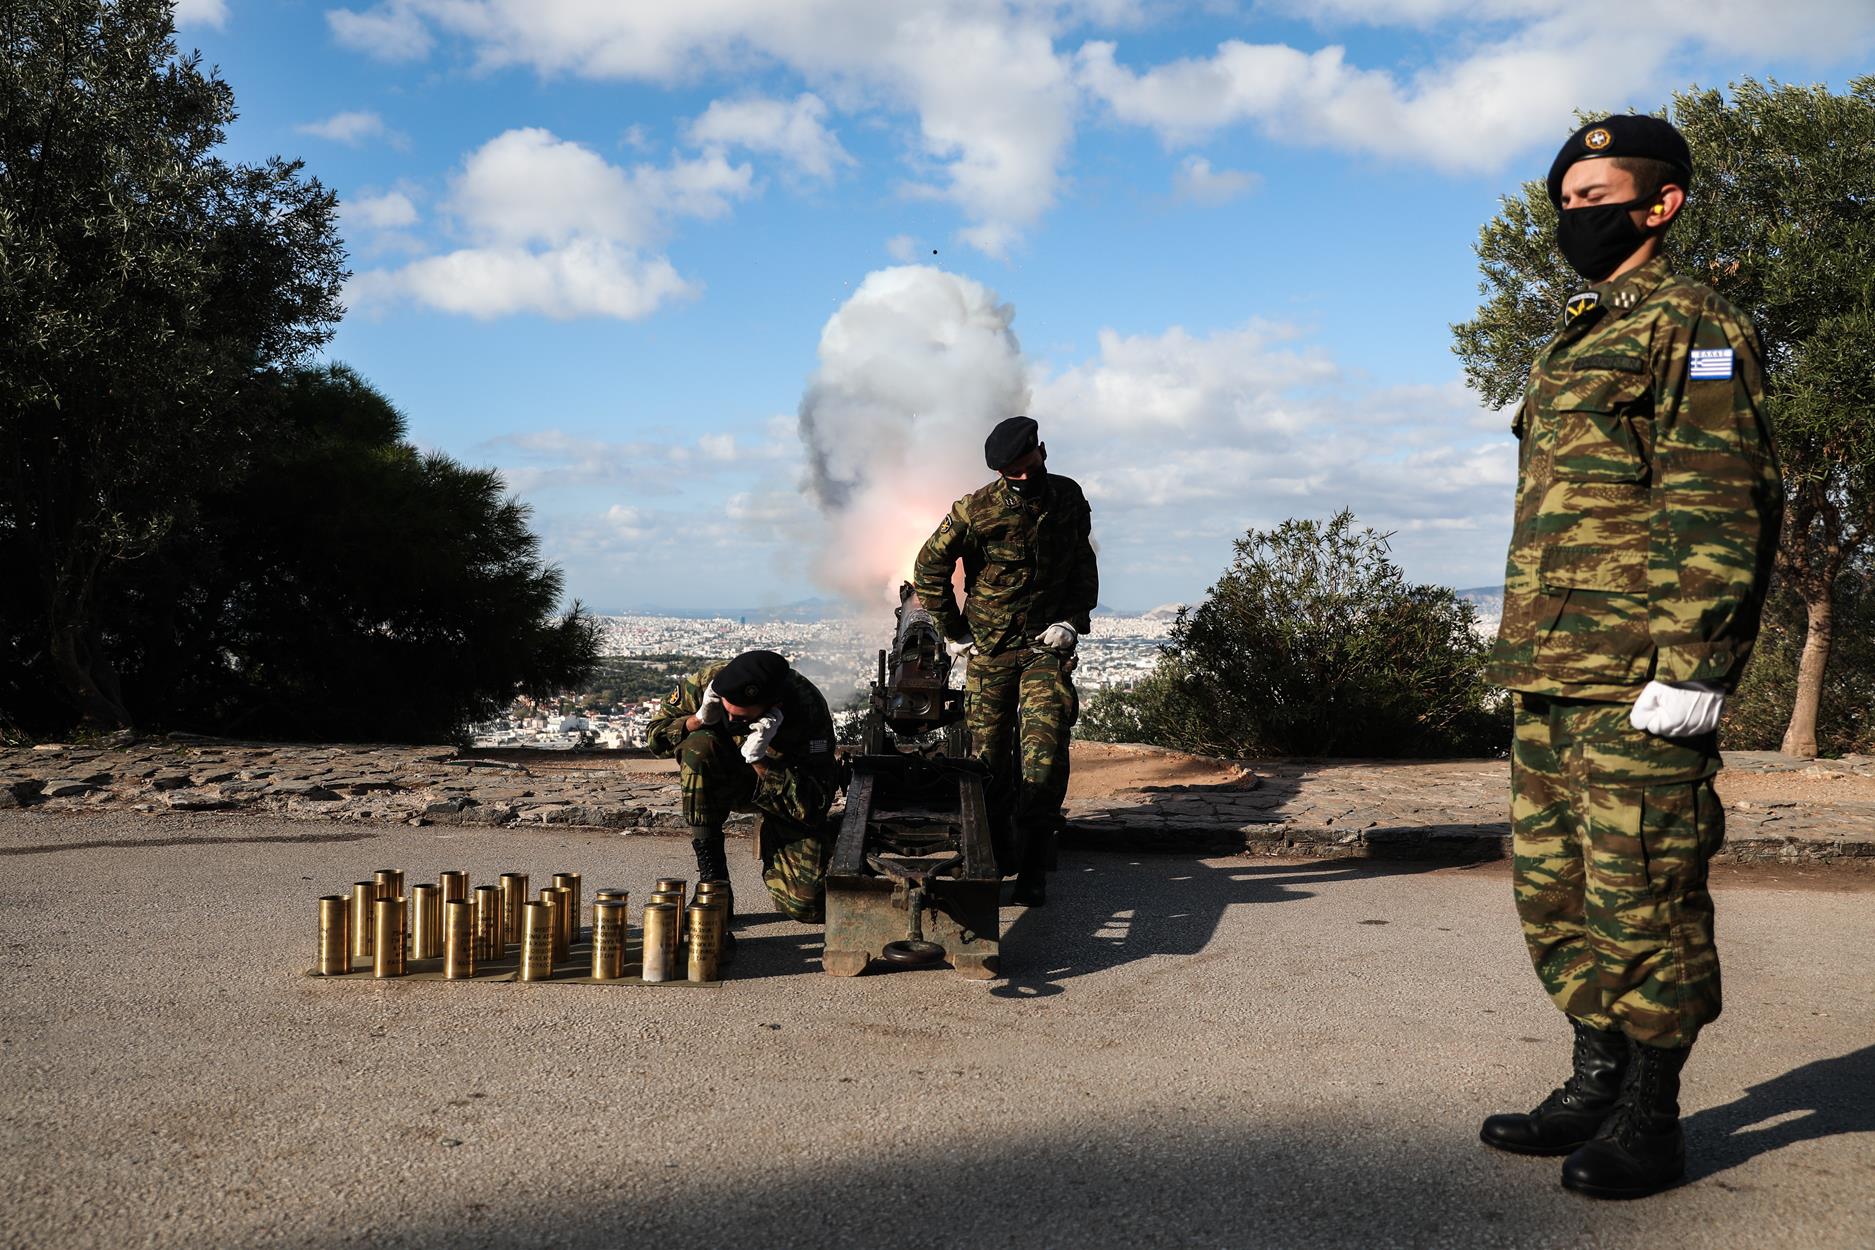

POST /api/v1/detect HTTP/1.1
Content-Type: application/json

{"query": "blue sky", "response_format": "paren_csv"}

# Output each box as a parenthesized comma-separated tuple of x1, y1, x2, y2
(173, 0, 1873, 613)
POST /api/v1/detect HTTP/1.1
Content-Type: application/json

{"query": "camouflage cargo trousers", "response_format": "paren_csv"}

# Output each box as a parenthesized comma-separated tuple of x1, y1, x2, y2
(965, 646, 1078, 852)
(1511, 693, 1726, 1048)
(676, 729, 834, 923)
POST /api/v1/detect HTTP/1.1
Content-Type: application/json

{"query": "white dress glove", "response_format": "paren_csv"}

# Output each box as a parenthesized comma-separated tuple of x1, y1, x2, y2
(1629, 680, 1725, 737)
(696, 682, 725, 726)
(740, 705, 785, 764)
(1037, 622, 1078, 652)
(946, 638, 975, 660)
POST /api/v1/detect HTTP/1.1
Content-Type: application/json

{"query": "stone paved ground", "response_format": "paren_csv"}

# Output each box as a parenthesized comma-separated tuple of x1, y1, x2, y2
(2, 738, 1871, 863)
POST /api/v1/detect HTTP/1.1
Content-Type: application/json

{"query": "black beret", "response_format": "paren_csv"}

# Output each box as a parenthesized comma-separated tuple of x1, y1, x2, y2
(984, 415, 1039, 470)
(715, 650, 788, 706)
(1546, 115, 1692, 207)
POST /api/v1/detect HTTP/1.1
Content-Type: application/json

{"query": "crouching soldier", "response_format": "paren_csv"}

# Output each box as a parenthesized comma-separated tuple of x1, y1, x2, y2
(646, 650, 839, 924)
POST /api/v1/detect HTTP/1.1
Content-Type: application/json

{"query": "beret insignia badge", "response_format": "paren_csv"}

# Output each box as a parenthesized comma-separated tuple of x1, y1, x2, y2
(1585, 127, 1612, 151)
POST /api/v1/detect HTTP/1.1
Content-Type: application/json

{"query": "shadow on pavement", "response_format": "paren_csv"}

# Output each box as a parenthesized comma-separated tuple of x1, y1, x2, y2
(992, 854, 1461, 1000)
(1684, 1042, 1875, 1182)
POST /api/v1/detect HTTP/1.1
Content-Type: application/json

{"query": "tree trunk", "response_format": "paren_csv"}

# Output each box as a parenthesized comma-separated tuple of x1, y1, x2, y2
(1780, 591, 1832, 758)
(47, 618, 131, 731)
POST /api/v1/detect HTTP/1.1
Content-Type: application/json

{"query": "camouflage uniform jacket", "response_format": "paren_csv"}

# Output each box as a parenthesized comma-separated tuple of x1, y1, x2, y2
(645, 661, 838, 817)
(912, 473, 1099, 657)
(1484, 255, 1783, 701)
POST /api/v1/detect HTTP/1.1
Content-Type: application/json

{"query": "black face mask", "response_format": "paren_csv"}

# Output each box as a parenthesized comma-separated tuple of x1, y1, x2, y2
(1006, 465, 1046, 496)
(1556, 198, 1651, 282)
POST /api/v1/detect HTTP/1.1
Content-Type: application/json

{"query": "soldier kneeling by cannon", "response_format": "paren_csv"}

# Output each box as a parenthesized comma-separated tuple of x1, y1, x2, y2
(646, 650, 839, 926)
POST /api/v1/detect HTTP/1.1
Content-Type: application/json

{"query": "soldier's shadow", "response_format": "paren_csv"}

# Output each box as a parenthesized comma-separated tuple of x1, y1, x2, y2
(990, 854, 1453, 1000)
(1682, 1043, 1875, 1181)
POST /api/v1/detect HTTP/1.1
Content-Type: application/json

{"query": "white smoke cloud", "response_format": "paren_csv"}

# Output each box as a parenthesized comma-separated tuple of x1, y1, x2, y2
(797, 265, 1030, 606)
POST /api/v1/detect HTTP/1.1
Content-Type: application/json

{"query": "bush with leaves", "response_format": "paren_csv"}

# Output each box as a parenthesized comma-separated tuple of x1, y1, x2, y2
(102, 365, 600, 743)
(1081, 511, 1508, 758)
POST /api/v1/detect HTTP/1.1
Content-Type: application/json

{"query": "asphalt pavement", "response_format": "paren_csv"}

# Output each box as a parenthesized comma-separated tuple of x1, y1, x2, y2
(2, 810, 1870, 1250)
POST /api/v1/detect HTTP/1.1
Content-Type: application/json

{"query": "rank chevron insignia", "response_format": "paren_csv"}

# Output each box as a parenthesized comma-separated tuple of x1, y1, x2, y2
(1564, 291, 1601, 324)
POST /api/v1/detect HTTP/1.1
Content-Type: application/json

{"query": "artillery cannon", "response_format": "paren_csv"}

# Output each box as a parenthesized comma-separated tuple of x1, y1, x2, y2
(823, 585, 1000, 979)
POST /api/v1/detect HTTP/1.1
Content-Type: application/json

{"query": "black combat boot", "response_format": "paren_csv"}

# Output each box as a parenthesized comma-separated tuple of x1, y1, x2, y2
(1480, 1018, 1629, 1156)
(1010, 824, 1049, 907)
(1560, 1041, 1690, 1199)
(689, 825, 736, 955)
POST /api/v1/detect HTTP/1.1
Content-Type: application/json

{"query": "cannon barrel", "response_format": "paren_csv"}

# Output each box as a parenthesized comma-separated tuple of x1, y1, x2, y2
(872, 582, 962, 736)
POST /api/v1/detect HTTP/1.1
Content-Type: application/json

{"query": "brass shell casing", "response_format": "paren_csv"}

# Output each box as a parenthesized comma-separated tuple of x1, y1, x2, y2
(373, 897, 406, 977)
(318, 896, 351, 975)
(649, 890, 686, 943)
(350, 882, 376, 959)
(499, 873, 528, 948)
(444, 899, 475, 979)
(519, 901, 554, 981)
(595, 888, 629, 922)
(473, 885, 503, 960)
(686, 902, 725, 983)
(591, 900, 626, 981)
(440, 870, 469, 906)
(641, 903, 678, 982)
(552, 873, 582, 939)
(537, 889, 563, 962)
(374, 869, 403, 899)
(411, 883, 442, 959)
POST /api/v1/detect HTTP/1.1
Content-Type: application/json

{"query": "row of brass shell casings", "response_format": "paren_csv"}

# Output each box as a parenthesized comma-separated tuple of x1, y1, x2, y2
(519, 900, 554, 981)
(444, 898, 475, 979)
(591, 900, 627, 980)
(373, 896, 407, 977)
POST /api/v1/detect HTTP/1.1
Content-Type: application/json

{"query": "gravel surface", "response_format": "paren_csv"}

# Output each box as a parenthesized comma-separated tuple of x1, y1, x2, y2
(2, 810, 1870, 1250)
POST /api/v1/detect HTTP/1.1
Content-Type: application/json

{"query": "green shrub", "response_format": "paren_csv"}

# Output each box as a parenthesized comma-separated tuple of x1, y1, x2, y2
(1081, 511, 1508, 758)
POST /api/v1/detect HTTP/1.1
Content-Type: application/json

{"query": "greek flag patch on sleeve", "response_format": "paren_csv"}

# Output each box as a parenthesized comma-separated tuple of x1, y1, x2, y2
(1689, 348, 1735, 380)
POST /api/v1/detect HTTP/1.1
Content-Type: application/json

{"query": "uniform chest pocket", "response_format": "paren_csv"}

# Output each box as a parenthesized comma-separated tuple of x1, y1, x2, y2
(1547, 364, 1653, 483)
(975, 541, 1030, 590)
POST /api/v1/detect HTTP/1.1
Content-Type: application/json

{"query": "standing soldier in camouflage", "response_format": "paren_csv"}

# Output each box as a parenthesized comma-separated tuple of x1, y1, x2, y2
(1478, 115, 1782, 1199)
(646, 650, 840, 925)
(912, 416, 1099, 907)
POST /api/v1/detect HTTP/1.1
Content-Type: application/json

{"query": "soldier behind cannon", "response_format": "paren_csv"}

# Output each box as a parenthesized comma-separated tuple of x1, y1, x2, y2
(646, 650, 839, 925)
(912, 416, 1099, 907)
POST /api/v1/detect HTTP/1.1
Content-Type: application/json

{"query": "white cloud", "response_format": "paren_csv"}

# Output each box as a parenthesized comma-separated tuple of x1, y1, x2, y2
(348, 238, 693, 321)
(347, 128, 754, 321)
(687, 93, 854, 180)
(318, 1, 1081, 255)
(1077, 3, 1875, 168)
(885, 234, 924, 262)
(327, 4, 434, 60)
(173, 0, 229, 28)
(296, 110, 400, 147)
(345, 189, 419, 231)
(1171, 155, 1259, 205)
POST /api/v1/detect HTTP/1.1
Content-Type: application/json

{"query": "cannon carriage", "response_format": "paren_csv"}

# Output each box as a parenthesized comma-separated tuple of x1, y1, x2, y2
(821, 584, 1002, 978)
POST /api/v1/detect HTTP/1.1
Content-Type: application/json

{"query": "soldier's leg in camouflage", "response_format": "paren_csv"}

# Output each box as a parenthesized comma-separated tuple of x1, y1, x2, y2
(1010, 649, 1076, 907)
(679, 730, 751, 945)
(1485, 695, 1629, 1154)
(965, 652, 1023, 873)
(759, 814, 831, 924)
(1560, 706, 1721, 1198)
(677, 728, 750, 831)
